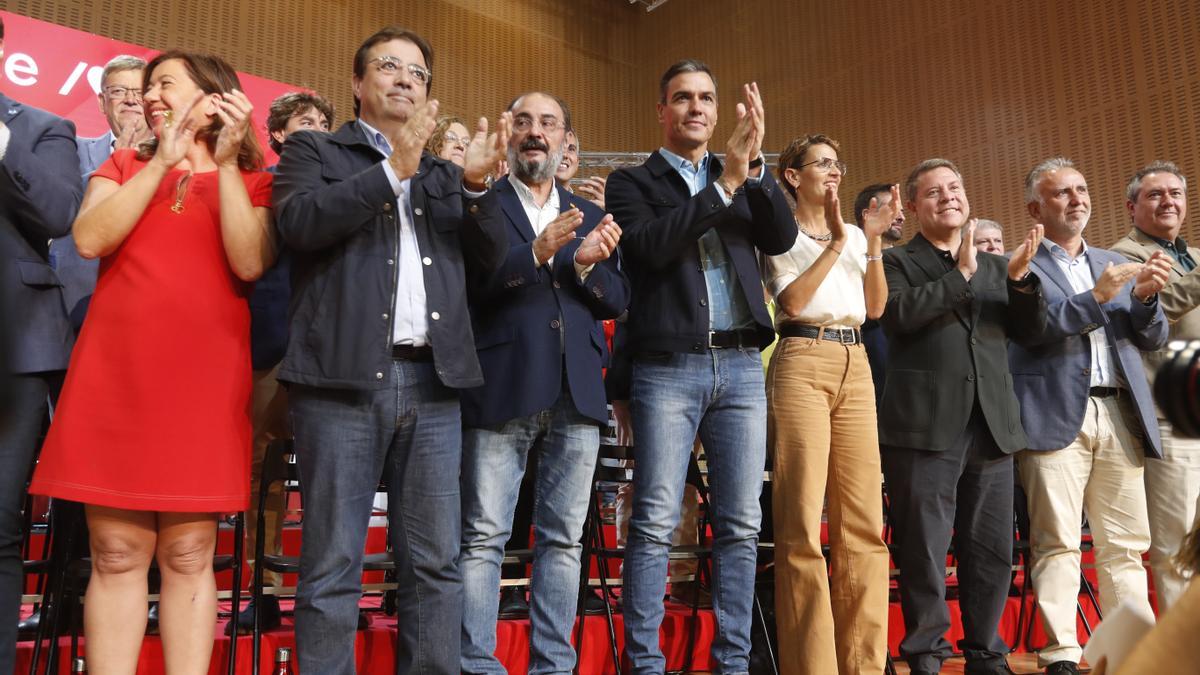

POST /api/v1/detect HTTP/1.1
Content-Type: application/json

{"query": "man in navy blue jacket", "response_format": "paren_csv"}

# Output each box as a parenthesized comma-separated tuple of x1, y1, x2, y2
(0, 16, 83, 673)
(1009, 158, 1169, 675)
(604, 59, 796, 673)
(272, 26, 508, 675)
(458, 91, 627, 675)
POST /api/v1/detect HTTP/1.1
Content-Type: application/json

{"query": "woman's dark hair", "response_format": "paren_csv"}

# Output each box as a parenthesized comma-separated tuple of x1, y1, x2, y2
(776, 134, 841, 200)
(136, 50, 264, 171)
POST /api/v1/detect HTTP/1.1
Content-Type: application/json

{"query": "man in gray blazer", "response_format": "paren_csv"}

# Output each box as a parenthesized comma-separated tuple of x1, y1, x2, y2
(1110, 160, 1200, 613)
(51, 54, 147, 327)
(1009, 158, 1170, 675)
(0, 16, 83, 672)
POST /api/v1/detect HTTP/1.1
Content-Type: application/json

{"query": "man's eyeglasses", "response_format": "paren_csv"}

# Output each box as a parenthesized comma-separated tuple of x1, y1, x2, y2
(796, 157, 848, 175)
(103, 86, 143, 102)
(512, 116, 564, 133)
(368, 56, 432, 86)
(443, 131, 469, 148)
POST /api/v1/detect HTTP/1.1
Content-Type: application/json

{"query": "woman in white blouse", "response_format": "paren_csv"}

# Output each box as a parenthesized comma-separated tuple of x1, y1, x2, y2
(763, 134, 900, 674)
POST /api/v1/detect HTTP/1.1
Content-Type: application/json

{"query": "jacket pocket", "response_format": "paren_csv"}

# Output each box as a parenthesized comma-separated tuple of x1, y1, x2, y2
(17, 259, 63, 287)
(879, 368, 935, 433)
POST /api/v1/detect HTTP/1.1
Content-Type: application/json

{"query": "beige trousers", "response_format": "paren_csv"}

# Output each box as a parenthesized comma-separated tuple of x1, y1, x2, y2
(1019, 395, 1152, 666)
(1145, 419, 1200, 611)
(767, 338, 889, 675)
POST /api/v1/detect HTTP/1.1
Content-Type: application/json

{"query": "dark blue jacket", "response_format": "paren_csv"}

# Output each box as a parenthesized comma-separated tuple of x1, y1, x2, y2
(0, 94, 81, 374)
(272, 122, 506, 390)
(604, 150, 796, 354)
(248, 164, 289, 371)
(461, 177, 629, 426)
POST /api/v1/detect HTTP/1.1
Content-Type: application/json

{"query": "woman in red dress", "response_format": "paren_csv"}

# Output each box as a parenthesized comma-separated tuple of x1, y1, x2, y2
(31, 51, 274, 673)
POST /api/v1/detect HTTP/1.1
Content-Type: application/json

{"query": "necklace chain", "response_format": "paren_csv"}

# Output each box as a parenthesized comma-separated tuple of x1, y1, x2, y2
(797, 223, 833, 242)
(171, 171, 193, 214)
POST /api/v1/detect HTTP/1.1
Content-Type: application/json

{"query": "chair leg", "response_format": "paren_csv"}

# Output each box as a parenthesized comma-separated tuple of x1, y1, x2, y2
(751, 589, 778, 675)
(573, 501, 594, 675)
(227, 512, 245, 675)
(587, 491, 620, 675)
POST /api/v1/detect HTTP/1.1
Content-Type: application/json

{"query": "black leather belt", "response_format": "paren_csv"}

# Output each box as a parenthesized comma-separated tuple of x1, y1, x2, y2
(392, 344, 434, 361)
(1089, 386, 1123, 398)
(707, 329, 758, 349)
(779, 323, 863, 345)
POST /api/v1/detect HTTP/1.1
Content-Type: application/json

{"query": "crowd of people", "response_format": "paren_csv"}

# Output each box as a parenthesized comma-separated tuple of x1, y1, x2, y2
(3, 17, 1200, 675)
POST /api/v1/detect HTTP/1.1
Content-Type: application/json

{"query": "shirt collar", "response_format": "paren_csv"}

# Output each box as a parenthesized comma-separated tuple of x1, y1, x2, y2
(658, 146, 709, 175)
(1139, 228, 1190, 254)
(1042, 237, 1089, 263)
(510, 175, 560, 211)
(356, 118, 391, 157)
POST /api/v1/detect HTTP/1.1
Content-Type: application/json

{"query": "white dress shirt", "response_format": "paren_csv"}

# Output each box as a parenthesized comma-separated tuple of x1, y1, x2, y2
(1042, 239, 1122, 388)
(510, 176, 593, 279)
(358, 119, 429, 346)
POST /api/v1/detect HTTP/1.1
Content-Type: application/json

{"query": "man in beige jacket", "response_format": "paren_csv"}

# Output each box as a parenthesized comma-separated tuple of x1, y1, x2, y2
(1111, 160, 1200, 612)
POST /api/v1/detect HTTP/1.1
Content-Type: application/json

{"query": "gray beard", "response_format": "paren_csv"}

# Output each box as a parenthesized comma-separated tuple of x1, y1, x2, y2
(509, 144, 564, 185)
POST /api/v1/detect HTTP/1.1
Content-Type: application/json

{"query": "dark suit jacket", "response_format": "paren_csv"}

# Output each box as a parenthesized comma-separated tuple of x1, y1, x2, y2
(605, 150, 796, 354)
(0, 93, 82, 374)
(1008, 244, 1167, 455)
(272, 122, 506, 390)
(879, 233, 1046, 453)
(460, 177, 629, 427)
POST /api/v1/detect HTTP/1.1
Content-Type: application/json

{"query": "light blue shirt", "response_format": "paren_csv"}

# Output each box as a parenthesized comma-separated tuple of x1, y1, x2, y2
(657, 147, 755, 331)
(1043, 239, 1122, 388)
(359, 119, 429, 346)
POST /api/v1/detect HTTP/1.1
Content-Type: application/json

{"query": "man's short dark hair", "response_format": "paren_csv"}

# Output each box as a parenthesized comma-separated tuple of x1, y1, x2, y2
(853, 183, 895, 228)
(658, 59, 716, 104)
(904, 158, 963, 203)
(506, 91, 573, 136)
(1127, 160, 1189, 202)
(352, 26, 433, 116)
(266, 92, 336, 154)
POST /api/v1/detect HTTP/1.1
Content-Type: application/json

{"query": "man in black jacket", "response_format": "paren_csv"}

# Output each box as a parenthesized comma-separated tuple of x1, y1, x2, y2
(879, 158, 1045, 675)
(0, 16, 83, 673)
(604, 59, 795, 673)
(271, 26, 508, 675)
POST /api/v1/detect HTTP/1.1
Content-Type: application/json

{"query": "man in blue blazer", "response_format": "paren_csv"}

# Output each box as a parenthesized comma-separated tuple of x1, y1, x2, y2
(458, 91, 627, 674)
(50, 55, 147, 329)
(0, 16, 83, 673)
(1008, 158, 1170, 675)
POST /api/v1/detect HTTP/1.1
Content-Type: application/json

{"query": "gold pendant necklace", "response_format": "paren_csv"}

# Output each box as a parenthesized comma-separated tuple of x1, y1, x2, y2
(171, 171, 193, 214)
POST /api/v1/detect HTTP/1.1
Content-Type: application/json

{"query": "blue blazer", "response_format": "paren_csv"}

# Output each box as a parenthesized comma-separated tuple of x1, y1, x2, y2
(460, 177, 630, 427)
(49, 131, 113, 328)
(0, 94, 82, 373)
(1008, 244, 1167, 456)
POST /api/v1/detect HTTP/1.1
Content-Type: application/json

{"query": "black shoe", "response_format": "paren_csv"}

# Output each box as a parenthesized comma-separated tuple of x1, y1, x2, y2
(17, 609, 42, 637)
(1044, 661, 1079, 675)
(498, 587, 529, 619)
(145, 602, 160, 634)
(225, 595, 282, 635)
(582, 589, 609, 615)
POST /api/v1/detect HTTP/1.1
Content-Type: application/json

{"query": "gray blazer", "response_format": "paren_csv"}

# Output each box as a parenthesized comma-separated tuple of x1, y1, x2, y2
(1008, 243, 1167, 456)
(48, 130, 113, 324)
(0, 93, 82, 373)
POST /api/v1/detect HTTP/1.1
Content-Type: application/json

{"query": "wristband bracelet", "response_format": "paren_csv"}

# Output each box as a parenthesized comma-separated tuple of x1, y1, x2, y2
(866, 254, 883, 262)
(749, 155, 764, 170)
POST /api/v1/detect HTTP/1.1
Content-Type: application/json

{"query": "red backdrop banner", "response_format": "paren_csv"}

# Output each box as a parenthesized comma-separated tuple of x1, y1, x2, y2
(0, 10, 307, 164)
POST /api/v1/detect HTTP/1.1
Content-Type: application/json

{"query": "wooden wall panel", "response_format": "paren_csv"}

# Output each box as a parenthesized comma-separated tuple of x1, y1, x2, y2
(9, 0, 1197, 248)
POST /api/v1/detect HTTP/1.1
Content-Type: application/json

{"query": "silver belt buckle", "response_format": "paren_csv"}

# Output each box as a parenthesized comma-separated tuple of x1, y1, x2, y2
(707, 331, 718, 348)
(839, 329, 856, 345)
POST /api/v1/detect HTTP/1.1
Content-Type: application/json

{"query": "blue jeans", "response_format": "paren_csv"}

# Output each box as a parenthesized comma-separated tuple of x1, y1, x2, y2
(290, 359, 462, 675)
(624, 349, 766, 674)
(460, 391, 599, 674)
